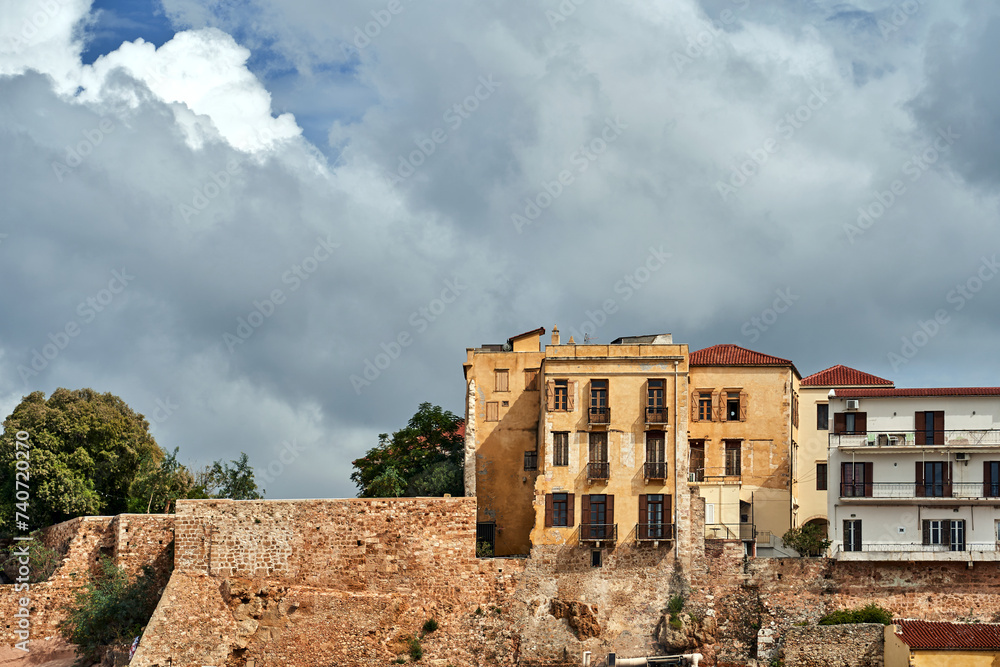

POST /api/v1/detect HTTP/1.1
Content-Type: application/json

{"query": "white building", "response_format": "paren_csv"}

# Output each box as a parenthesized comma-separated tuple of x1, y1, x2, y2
(827, 387, 1000, 561)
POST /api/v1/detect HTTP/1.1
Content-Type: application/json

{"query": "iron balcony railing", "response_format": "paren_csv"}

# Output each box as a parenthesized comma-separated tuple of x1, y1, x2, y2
(587, 461, 610, 481)
(645, 407, 668, 424)
(840, 481, 1000, 500)
(588, 406, 611, 425)
(644, 462, 668, 480)
(580, 523, 617, 544)
(523, 450, 538, 471)
(831, 429, 1000, 449)
(686, 466, 740, 483)
(635, 523, 675, 542)
(705, 523, 756, 541)
(837, 542, 997, 554)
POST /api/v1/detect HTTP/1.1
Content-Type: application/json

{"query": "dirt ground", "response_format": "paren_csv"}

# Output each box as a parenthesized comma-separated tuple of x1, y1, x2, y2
(0, 638, 82, 667)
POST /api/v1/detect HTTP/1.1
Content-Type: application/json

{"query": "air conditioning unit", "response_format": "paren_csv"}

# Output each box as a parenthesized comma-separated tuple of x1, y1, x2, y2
(846, 399, 860, 410)
(956, 452, 968, 461)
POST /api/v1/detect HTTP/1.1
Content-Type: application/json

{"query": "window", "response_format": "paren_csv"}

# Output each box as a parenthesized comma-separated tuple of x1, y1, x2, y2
(995, 519, 1000, 542)
(689, 440, 705, 482)
(545, 492, 573, 527)
(525, 369, 539, 391)
(915, 411, 945, 445)
(698, 393, 712, 421)
(725, 441, 741, 476)
(916, 461, 950, 498)
(591, 550, 603, 567)
(726, 395, 740, 421)
(841, 462, 872, 497)
(647, 379, 667, 423)
(833, 411, 867, 434)
(494, 369, 509, 392)
(486, 401, 499, 422)
(590, 379, 609, 424)
(645, 431, 666, 479)
(523, 450, 538, 471)
(581, 494, 614, 540)
(639, 494, 671, 540)
(922, 520, 966, 551)
(844, 519, 862, 552)
(816, 463, 828, 491)
(588, 432, 609, 480)
(816, 404, 829, 430)
(547, 379, 574, 412)
(554, 380, 568, 410)
(986, 461, 1000, 498)
(792, 393, 799, 428)
(553, 432, 569, 466)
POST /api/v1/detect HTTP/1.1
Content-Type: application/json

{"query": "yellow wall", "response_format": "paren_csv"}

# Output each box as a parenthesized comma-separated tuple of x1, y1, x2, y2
(910, 650, 1000, 666)
(795, 385, 832, 530)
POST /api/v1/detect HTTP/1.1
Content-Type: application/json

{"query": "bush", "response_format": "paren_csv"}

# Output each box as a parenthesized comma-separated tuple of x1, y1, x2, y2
(59, 557, 161, 663)
(408, 635, 423, 661)
(475, 540, 494, 558)
(782, 523, 831, 557)
(667, 594, 685, 614)
(818, 603, 893, 626)
(2, 537, 61, 583)
(422, 618, 439, 634)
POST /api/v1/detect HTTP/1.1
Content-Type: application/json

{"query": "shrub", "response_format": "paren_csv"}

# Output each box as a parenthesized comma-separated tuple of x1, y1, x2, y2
(669, 616, 683, 630)
(59, 557, 160, 663)
(782, 523, 831, 557)
(818, 603, 893, 626)
(408, 635, 423, 661)
(667, 594, 685, 614)
(476, 540, 494, 558)
(2, 537, 61, 583)
(422, 618, 439, 634)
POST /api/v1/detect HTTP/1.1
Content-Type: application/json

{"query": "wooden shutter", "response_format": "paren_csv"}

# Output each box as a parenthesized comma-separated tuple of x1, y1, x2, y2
(915, 411, 926, 445)
(864, 462, 873, 497)
(985, 461, 994, 498)
(915, 461, 925, 497)
(943, 520, 952, 548)
(712, 390, 721, 421)
(606, 495, 615, 533)
(833, 413, 846, 434)
(638, 495, 648, 540)
(922, 519, 930, 546)
(933, 410, 945, 445)
(580, 495, 589, 528)
(739, 391, 748, 421)
(719, 392, 728, 422)
(856, 412, 867, 433)
(545, 494, 553, 527)
(856, 520, 862, 549)
(486, 402, 498, 421)
(665, 494, 672, 518)
(567, 382, 576, 411)
(567, 493, 575, 527)
(546, 381, 555, 411)
(691, 395, 699, 423)
(843, 520, 850, 549)
(945, 462, 953, 498)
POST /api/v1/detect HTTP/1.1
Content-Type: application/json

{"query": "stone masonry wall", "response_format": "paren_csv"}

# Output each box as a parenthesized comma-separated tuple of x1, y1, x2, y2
(782, 624, 885, 667)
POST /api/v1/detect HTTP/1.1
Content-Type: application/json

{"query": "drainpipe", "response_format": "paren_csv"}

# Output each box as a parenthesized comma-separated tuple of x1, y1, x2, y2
(673, 360, 679, 554)
(608, 653, 703, 666)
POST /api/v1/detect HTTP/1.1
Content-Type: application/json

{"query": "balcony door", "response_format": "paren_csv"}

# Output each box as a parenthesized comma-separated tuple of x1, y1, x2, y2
(841, 462, 873, 497)
(916, 461, 952, 497)
(844, 519, 862, 552)
(689, 440, 705, 481)
(582, 494, 614, 540)
(590, 380, 609, 423)
(645, 431, 666, 479)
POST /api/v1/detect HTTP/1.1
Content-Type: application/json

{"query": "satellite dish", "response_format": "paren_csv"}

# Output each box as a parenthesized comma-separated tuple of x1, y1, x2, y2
(502, 342, 513, 351)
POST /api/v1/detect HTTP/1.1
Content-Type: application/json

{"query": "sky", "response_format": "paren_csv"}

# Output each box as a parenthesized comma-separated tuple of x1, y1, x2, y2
(2, 0, 999, 500)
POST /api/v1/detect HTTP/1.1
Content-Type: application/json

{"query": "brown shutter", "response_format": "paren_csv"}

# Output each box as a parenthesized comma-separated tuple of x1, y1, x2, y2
(719, 392, 727, 422)
(945, 462, 953, 498)
(580, 495, 589, 527)
(922, 519, 930, 546)
(864, 462, 873, 497)
(739, 391, 748, 422)
(638, 495, 648, 540)
(985, 461, 993, 498)
(915, 412, 926, 445)
(843, 520, 850, 549)
(567, 493, 575, 527)
(567, 381, 576, 411)
(545, 494, 554, 527)
(607, 495, 615, 534)
(856, 412, 867, 433)
(546, 381, 555, 411)
(944, 520, 952, 548)
(833, 413, 846, 434)
(712, 390, 721, 421)
(934, 411, 945, 445)
(665, 494, 672, 517)
(857, 520, 862, 548)
(915, 461, 925, 497)
(691, 394, 699, 423)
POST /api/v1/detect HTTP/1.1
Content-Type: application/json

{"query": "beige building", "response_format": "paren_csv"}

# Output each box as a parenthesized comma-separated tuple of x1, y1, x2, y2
(687, 344, 800, 553)
(885, 620, 1000, 666)
(463, 327, 689, 558)
(795, 365, 893, 534)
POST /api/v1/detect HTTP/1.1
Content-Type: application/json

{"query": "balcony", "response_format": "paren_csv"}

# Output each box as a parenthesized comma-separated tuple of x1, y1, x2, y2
(645, 408, 668, 425)
(635, 523, 674, 543)
(586, 461, 610, 481)
(686, 466, 739, 484)
(580, 523, 617, 545)
(831, 429, 1000, 449)
(839, 481, 1000, 502)
(644, 462, 668, 481)
(705, 523, 756, 541)
(834, 542, 1000, 562)
(588, 406, 611, 426)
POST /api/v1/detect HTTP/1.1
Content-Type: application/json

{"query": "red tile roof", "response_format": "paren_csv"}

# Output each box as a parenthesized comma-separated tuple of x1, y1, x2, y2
(508, 327, 545, 343)
(831, 387, 1000, 398)
(895, 619, 1000, 650)
(690, 344, 793, 367)
(801, 365, 893, 387)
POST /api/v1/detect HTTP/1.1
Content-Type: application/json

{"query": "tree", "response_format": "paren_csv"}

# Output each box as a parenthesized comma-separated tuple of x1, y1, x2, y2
(127, 447, 207, 514)
(782, 522, 832, 557)
(0, 389, 163, 532)
(351, 403, 464, 498)
(200, 452, 263, 500)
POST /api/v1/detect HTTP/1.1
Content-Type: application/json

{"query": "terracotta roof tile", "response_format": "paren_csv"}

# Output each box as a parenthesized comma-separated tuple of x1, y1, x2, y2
(895, 619, 1000, 650)
(801, 365, 893, 387)
(690, 344, 793, 367)
(832, 387, 1000, 398)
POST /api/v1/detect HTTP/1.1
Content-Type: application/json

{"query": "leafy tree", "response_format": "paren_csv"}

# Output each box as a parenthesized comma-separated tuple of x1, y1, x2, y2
(127, 447, 208, 513)
(782, 522, 832, 557)
(351, 403, 464, 498)
(59, 557, 160, 663)
(0, 389, 163, 532)
(200, 452, 263, 500)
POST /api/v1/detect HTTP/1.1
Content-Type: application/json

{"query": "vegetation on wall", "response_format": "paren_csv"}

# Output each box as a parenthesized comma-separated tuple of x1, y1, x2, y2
(781, 522, 831, 557)
(818, 603, 893, 626)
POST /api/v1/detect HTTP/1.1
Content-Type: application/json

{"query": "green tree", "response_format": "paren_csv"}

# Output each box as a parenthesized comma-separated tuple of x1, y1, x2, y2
(127, 447, 208, 513)
(0, 389, 163, 532)
(782, 522, 832, 557)
(351, 403, 464, 498)
(201, 452, 263, 500)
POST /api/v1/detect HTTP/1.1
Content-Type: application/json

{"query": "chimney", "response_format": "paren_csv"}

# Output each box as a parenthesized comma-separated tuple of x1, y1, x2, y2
(551, 326, 560, 346)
